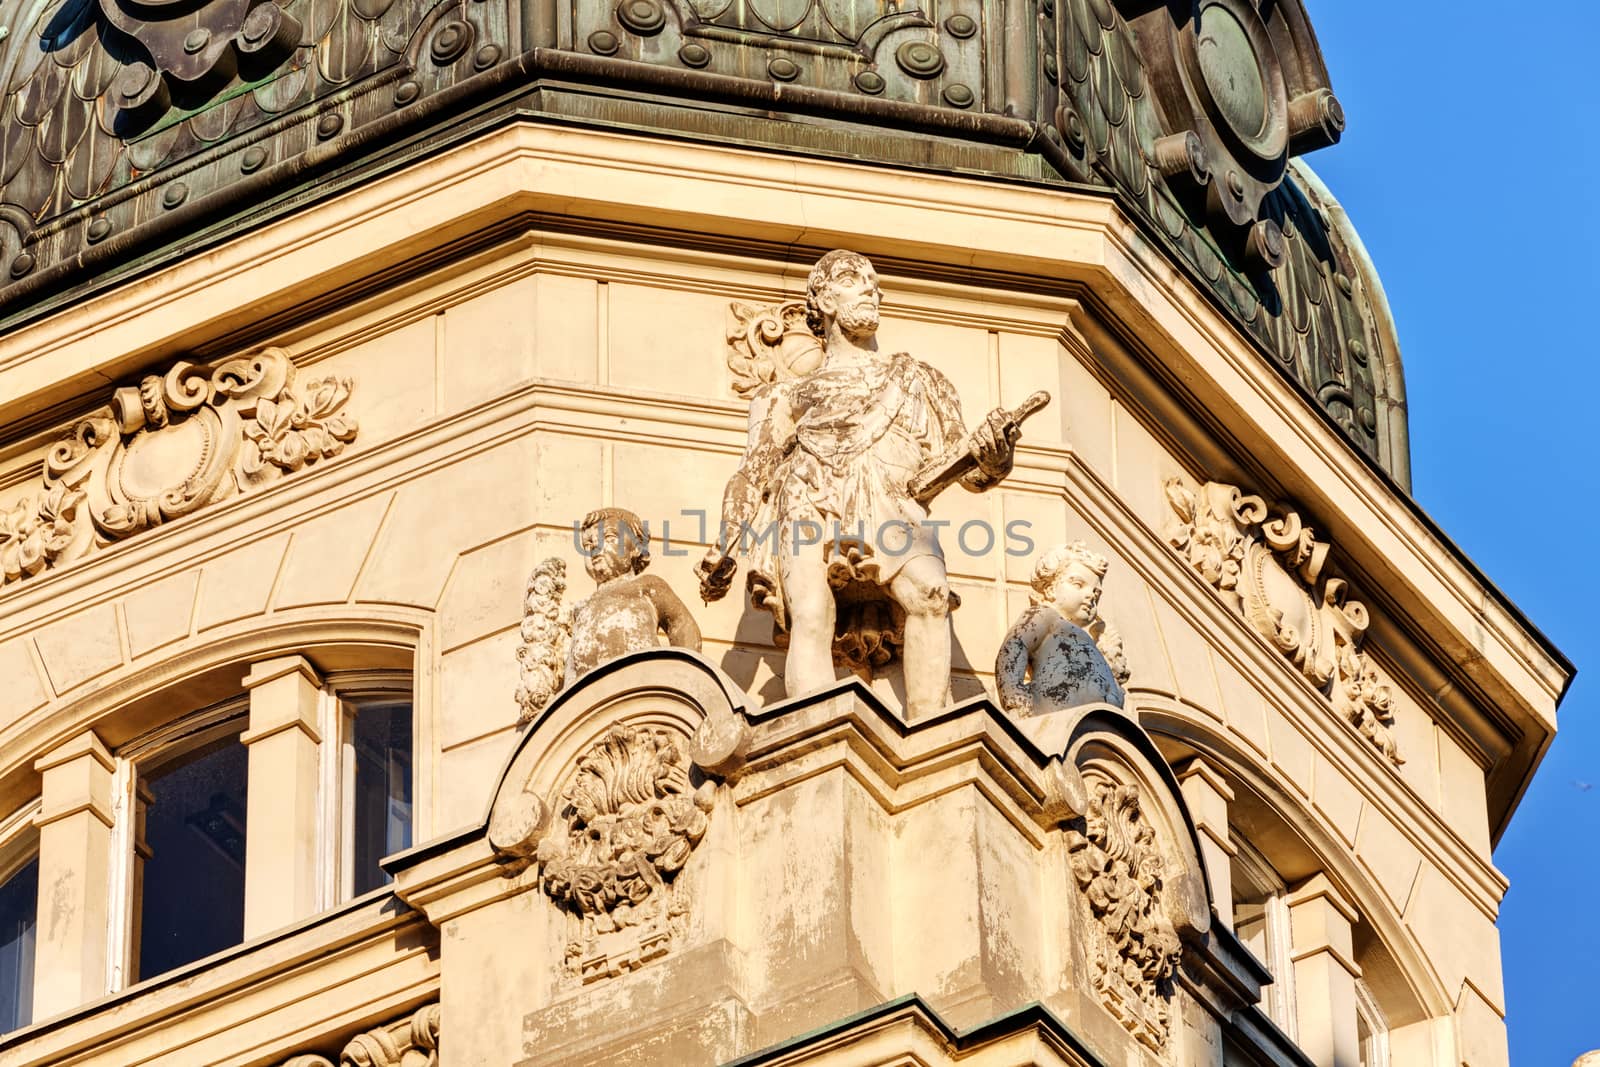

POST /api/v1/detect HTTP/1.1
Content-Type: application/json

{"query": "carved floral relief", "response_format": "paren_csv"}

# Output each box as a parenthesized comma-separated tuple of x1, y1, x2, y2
(278, 1002, 439, 1066)
(1066, 776, 1181, 1051)
(536, 724, 715, 984)
(0, 347, 357, 592)
(1164, 478, 1401, 765)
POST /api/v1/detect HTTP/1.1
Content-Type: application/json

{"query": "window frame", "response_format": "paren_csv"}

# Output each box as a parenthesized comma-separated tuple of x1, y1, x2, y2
(1230, 832, 1299, 1041)
(316, 670, 414, 908)
(106, 696, 251, 992)
(0, 801, 41, 1033)
(1354, 974, 1390, 1067)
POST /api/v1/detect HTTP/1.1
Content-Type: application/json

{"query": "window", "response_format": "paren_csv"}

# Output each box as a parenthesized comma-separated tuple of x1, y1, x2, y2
(317, 674, 413, 905)
(105, 668, 414, 992)
(0, 852, 37, 1032)
(1231, 833, 1297, 1039)
(113, 704, 250, 987)
(322, 686, 413, 901)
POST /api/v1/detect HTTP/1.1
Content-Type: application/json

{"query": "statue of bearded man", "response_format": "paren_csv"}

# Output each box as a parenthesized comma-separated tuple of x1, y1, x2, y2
(696, 250, 1033, 719)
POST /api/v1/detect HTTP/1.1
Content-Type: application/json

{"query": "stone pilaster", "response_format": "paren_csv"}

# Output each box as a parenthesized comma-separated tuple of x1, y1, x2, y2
(32, 731, 116, 1019)
(1287, 873, 1362, 1067)
(241, 655, 323, 938)
(1176, 757, 1236, 931)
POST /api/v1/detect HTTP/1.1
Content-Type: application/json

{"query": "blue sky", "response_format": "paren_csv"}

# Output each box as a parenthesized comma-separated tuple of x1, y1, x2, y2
(1304, 2, 1598, 1062)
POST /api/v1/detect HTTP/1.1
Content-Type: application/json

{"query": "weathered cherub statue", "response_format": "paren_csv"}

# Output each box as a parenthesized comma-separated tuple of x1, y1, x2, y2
(695, 249, 1047, 720)
(515, 507, 702, 727)
(996, 541, 1130, 717)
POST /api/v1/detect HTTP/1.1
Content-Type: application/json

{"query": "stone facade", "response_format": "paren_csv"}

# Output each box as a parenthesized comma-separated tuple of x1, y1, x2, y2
(0, 5, 1568, 1064)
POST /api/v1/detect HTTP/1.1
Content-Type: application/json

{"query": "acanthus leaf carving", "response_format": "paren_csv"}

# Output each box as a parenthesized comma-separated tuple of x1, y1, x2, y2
(1, 347, 357, 593)
(1165, 477, 1402, 765)
(535, 724, 714, 984)
(1066, 776, 1181, 1051)
(276, 1002, 439, 1067)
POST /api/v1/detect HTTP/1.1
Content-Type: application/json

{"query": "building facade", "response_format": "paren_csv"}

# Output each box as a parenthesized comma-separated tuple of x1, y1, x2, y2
(0, 0, 1569, 1064)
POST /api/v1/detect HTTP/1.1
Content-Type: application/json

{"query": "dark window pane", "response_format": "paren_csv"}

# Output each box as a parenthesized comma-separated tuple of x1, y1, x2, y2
(351, 703, 412, 896)
(138, 735, 247, 982)
(0, 857, 36, 1032)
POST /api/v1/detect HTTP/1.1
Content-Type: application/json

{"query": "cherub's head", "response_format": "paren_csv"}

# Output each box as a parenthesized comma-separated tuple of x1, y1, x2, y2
(1029, 541, 1109, 626)
(805, 250, 881, 341)
(578, 507, 650, 585)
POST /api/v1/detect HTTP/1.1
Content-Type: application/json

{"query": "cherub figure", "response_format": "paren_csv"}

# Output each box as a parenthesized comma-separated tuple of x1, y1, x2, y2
(515, 508, 702, 727)
(995, 541, 1130, 717)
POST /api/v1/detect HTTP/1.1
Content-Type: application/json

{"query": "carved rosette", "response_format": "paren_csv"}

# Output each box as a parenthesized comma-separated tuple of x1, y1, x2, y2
(277, 1002, 440, 1066)
(536, 724, 715, 983)
(1066, 776, 1182, 1051)
(0, 348, 356, 593)
(1165, 478, 1401, 765)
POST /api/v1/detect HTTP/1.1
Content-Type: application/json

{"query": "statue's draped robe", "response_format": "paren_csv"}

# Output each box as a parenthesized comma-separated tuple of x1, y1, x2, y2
(737, 352, 968, 632)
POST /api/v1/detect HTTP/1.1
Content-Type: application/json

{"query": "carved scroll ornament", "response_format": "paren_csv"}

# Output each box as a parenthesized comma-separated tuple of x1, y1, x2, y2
(536, 724, 715, 984)
(1067, 776, 1181, 1051)
(278, 1002, 439, 1066)
(0, 347, 357, 590)
(726, 299, 823, 399)
(1164, 479, 1401, 765)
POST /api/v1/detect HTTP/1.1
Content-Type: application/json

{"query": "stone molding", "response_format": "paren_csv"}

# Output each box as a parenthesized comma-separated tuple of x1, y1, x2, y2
(1164, 477, 1402, 766)
(1, 347, 357, 594)
(278, 1002, 440, 1067)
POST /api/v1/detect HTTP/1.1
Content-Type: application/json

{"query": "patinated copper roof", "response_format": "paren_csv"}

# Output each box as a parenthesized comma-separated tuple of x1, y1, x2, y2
(0, 0, 1406, 481)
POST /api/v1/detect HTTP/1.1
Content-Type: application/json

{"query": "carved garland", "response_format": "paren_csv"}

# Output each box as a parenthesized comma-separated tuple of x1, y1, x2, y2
(537, 724, 714, 984)
(1066, 777, 1181, 1051)
(278, 1002, 439, 1066)
(514, 558, 572, 728)
(1164, 479, 1401, 765)
(0, 347, 357, 591)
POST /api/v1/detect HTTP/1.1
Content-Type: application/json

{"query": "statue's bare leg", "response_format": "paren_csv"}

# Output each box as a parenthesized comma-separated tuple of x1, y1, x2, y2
(779, 539, 838, 698)
(890, 554, 953, 720)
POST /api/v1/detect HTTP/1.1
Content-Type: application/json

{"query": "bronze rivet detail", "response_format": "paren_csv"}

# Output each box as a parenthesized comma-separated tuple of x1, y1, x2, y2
(1225, 169, 1244, 198)
(678, 43, 710, 67)
(117, 64, 154, 100)
(241, 4, 274, 44)
(942, 82, 974, 108)
(853, 69, 885, 94)
(588, 29, 619, 54)
(767, 57, 799, 81)
(895, 40, 945, 79)
(944, 13, 976, 37)
(430, 19, 472, 63)
(317, 112, 343, 139)
(87, 217, 112, 243)
(617, 0, 665, 35)
(394, 79, 421, 106)
(162, 182, 188, 209)
(183, 27, 210, 54)
(1348, 339, 1368, 366)
(1334, 271, 1353, 297)
(9, 252, 34, 278)
(473, 43, 501, 69)
(1042, 52, 1057, 83)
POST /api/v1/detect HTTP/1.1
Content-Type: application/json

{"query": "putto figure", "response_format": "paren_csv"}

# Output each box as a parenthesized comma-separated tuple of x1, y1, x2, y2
(515, 508, 702, 727)
(696, 249, 1046, 719)
(996, 541, 1130, 717)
